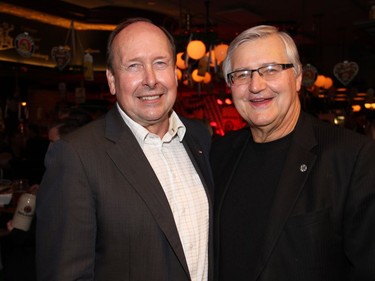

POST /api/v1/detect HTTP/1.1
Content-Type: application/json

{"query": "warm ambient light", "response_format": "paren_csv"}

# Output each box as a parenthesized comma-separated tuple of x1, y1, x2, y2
(0, 55, 55, 69)
(364, 103, 375, 110)
(314, 75, 326, 87)
(176, 41, 228, 85)
(214, 44, 228, 64)
(336, 88, 347, 92)
(224, 98, 232, 105)
(334, 115, 345, 125)
(176, 52, 187, 70)
(187, 40, 206, 60)
(351, 105, 361, 112)
(203, 72, 211, 83)
(323, 77, 333, 89)
(314, 74, 333, 89)
(191, 69, 205, 82)
(0, 2, 116, 31)
(176, 68, 182, 80)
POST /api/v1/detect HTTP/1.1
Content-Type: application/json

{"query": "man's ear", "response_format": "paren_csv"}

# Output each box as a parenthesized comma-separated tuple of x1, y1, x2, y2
(106, 69, 116, 96)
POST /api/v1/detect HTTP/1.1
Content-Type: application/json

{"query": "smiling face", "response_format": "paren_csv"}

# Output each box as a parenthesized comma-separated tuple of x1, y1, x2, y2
(230, 34, 302, 142)
(106, 21, 178, 136)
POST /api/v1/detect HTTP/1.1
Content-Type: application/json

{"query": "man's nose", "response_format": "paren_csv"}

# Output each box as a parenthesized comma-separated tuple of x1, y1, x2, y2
(248, 71, 266, 92)
(143, 66, 157, 87)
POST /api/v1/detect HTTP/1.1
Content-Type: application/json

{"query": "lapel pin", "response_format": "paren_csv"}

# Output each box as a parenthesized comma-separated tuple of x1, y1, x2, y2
(300, 164, 307, 172)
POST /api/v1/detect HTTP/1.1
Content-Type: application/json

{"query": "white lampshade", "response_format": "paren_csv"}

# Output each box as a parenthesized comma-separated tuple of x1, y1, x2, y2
(176, 52, 187, 69)
(314, 75, 326, 88)
(192, 69, 205, 82)
(203, 72, 211, 83)
(214, 44, 228, 63)
(323, 77, 333, 89)
(187, 40, 206, 60)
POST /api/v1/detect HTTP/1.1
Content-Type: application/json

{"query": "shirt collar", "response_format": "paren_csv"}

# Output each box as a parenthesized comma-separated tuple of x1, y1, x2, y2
(116, 103, 186, 147)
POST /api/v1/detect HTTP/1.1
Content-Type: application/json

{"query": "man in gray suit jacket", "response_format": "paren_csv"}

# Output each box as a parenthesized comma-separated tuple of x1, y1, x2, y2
(211, 25, 375, 280)
(36, 18, 214, 281)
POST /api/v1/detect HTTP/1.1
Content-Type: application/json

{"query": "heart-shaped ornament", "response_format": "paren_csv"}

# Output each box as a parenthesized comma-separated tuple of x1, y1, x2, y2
(302, 64, 318, 87)
(51, 46, 71, 71)
(333, 60, 359, 86)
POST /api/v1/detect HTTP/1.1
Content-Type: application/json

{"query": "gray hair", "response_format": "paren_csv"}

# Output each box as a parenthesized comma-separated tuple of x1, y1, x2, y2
(222, 25, 302, 85)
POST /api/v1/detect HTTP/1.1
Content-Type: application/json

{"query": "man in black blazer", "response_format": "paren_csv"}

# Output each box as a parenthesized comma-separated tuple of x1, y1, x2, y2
(36, 18, 213, 281)
(211, 25, 375, 281)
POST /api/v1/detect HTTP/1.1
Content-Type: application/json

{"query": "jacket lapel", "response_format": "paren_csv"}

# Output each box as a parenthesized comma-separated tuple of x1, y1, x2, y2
(182, 131, 215, 279)
(104, 107, 190, 278)
(253, 112, 318, 280)
(213, 129, 252, 280)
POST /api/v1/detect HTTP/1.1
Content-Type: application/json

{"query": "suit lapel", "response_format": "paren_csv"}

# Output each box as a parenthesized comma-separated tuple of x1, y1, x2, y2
(104, 108, 190, 277)
(215, 129, 252, 219)
(253, 113, 318, 280)
(182, 131, 215, 279)
(213, 129, 251, 280)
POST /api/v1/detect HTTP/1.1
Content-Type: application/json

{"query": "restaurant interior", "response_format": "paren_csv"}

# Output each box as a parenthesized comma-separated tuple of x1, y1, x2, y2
(0, 0, 374, 279)
(0, 0, 375, 134)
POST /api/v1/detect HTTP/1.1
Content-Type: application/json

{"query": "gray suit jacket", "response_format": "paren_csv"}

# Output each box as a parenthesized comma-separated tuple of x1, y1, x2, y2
(36, 106, 214, 281)
(211, 112, 375, 281)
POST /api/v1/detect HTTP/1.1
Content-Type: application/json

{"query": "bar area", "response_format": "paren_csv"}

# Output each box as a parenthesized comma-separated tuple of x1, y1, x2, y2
(0, 0, 375, 280)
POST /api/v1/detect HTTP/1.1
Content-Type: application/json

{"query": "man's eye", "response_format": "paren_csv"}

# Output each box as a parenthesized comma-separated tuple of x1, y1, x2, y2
(127, 64, 142, 71)
(237, 72, 249, 80)
(154, 61, 168, 69)
(263, 67, 278, 74)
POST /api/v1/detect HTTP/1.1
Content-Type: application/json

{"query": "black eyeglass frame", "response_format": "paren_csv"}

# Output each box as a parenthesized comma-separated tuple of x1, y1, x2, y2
(227, 63, 294, 85)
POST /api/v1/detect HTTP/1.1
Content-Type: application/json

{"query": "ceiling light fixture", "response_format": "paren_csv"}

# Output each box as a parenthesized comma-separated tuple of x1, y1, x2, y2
(175, 0, 228, 87)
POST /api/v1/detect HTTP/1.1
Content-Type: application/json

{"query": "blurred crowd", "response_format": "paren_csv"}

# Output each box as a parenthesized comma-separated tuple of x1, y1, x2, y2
(0, 102, 103, 281)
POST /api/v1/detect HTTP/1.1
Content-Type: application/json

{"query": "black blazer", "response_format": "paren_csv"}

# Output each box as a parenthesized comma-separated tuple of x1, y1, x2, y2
(36, 106, 214, 281)
(211, 112, 375, 281)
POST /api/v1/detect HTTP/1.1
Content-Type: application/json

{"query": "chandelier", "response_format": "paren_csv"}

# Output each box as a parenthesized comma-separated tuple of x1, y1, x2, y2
(176, 40, 228, 85)
(174, 1, 228, 87)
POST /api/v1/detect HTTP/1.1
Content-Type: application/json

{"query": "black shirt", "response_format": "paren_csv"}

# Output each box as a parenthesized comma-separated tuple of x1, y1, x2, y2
(219, 132, 293, 281)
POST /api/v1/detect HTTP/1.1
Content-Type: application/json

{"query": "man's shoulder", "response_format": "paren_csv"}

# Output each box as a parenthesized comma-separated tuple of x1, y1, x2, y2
(300, 111, 375, 150)
(179, 116, 211, 138)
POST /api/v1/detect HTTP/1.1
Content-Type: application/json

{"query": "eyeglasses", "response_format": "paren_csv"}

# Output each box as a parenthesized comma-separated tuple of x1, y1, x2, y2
(227, 63, 294, 86)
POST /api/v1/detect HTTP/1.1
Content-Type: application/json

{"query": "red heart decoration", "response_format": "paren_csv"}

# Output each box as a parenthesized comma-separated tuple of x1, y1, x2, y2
(51, 46, 71, 71)
(333, 61, 359, 86)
